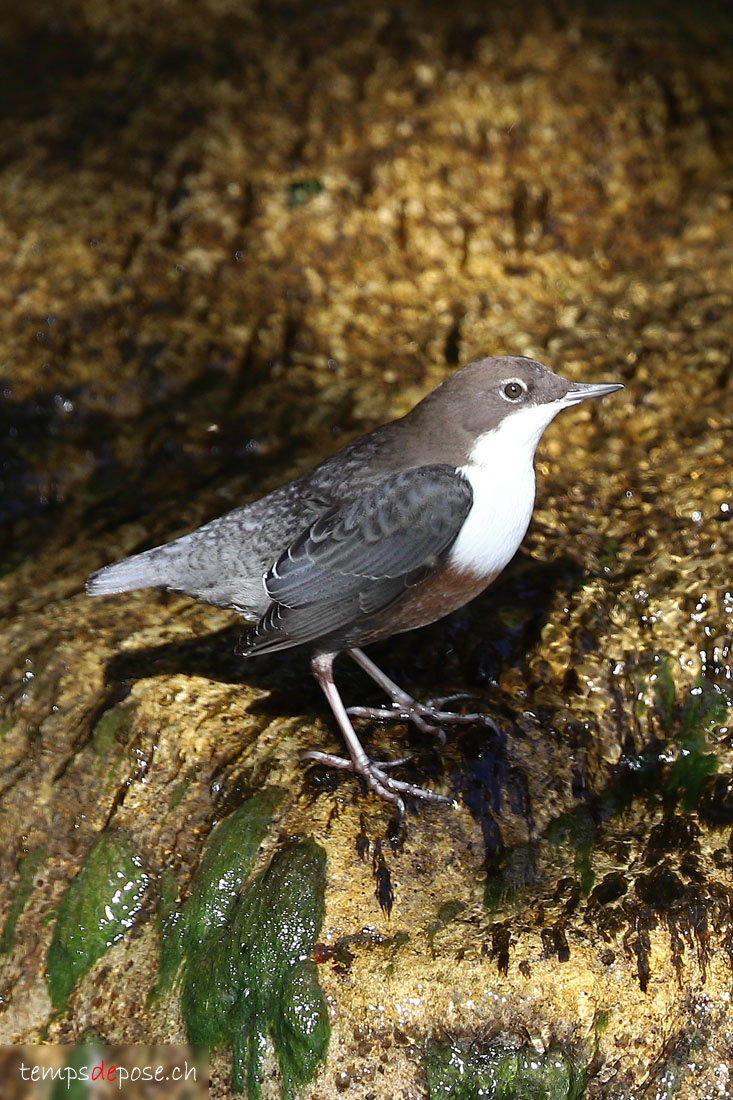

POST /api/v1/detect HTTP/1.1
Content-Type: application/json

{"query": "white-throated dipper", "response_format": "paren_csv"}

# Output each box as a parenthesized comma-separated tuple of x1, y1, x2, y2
(87, 356, 622, 814)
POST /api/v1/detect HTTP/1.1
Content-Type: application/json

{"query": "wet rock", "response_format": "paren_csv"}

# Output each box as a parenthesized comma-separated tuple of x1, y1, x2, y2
(0, 1, 732, 1097)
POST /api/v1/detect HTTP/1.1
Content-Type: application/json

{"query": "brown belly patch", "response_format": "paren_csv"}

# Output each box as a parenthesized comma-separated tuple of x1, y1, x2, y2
(355, 564, 493, 646)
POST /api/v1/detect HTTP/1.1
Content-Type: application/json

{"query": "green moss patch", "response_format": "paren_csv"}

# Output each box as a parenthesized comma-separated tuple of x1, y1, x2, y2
(546, 805, 596, 897)
(483, 843, 539, 912)
(424, 1040, 585, 1100)
(156, 788, 329, 1097)
(0, 845, 48, 953)
(663, 676, 728, 810)
(287, 179, 324, 208)
(426, 901, 465, 956)
(91, 702, 137, 757)
(484, 666, 732, 913)
(156, 786, 284, 993)
(46, 832, 149, 1010)
(182, 838, 328, 1097)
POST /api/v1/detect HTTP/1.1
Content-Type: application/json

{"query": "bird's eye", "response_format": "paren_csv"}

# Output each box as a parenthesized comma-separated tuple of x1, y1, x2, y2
(502, 379, 527, 401)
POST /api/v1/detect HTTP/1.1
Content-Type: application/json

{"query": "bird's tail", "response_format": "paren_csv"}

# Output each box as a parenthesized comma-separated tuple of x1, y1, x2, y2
(86, 548, 166, 596)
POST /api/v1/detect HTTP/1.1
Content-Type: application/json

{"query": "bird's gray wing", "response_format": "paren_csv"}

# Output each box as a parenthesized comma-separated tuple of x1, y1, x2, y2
(238, 464, 472, 655)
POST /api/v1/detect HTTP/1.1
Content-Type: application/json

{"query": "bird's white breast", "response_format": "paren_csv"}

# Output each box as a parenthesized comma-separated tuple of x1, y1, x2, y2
(448, 398, 564, 578)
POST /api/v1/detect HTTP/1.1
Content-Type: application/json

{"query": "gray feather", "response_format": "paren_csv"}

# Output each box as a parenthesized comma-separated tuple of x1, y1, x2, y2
(86, 549, 167, 596)
(240, 465, 472, 655)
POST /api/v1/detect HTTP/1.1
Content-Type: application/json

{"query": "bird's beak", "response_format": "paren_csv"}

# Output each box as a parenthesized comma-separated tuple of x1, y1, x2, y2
(563, 381, 624, 405)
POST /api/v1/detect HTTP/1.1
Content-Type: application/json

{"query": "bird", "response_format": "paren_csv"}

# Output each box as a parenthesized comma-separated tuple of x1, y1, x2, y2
(87, 356, 622, 815)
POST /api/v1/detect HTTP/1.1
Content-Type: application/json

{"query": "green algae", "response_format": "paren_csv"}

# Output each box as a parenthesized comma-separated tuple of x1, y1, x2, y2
(427, 900, 466, 956)
(665, 732, 719, 811)
(424, 1041, 585, 1100)
(594, 1010, 610, 1035)
(90, 701, 139, 793)
(167, 779, 189, 812)
(154, 787, 328, 1097)
(383, 930, 410, 978)
(483, 665, 731, 912)
(679, 677, 730, 738)
(484, 844, 538, 912)
(663, 676, 729, 810)
(155, 868, 185, 998)
(287, 180, 324, 208)
(156, 786, 284, 994)
(653, 658, 678, 731)
(437, 899, 466, 923)
(647, 656, 729, 742)
(646, 657, 728, 808)
(0, 845, 48, 953)
(270, 956, 330, 1100)
(46, 831, 149, 1010)
(181, 837, 329, 1097)
(546, 805, 596, 896)
(92, 703, 136, 757)
(654, 667, 728, 809)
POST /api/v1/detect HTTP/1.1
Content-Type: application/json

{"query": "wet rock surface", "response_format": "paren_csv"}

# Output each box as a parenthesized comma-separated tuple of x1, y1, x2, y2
(1, 1, 731, 1097)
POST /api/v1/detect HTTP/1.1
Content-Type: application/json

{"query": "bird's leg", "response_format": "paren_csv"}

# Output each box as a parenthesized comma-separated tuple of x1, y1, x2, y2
(303, 652, 451, 816)
(345, 647, 500, 740)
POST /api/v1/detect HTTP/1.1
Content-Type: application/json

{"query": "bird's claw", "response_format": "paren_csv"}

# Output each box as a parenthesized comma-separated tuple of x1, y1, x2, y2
(347, 702, 446, 741)
(302, 749, 451, 816)
(426, 692, 481, 708)
(346, 695, 499, 742)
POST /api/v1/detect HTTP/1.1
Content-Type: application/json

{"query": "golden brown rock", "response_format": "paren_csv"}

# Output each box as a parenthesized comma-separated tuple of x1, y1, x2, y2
(1, 2, 732, 1097)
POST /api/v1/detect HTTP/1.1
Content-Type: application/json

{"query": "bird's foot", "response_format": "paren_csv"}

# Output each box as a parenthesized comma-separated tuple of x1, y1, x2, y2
(302, 749, 451, 816)
(346, 693, 499, 743)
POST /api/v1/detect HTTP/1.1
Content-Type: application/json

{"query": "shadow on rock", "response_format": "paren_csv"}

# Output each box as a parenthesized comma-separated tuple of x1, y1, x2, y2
(104, 623, 324, 713)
